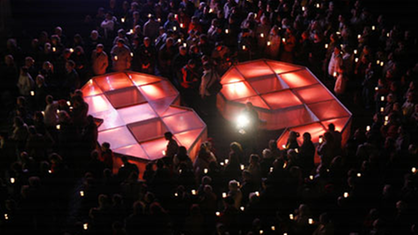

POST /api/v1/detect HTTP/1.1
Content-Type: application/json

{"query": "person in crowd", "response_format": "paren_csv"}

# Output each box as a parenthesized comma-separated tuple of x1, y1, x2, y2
(91, 44, 108, 75)
(110, 39, 131, 71)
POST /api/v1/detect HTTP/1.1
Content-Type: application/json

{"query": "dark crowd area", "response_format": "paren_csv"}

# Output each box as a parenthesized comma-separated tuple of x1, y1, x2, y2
(1, 0, 418, 234)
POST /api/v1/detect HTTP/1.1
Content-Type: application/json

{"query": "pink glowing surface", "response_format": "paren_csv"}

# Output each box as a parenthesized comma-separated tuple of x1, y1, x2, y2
(82, 81, 103, 97)
(221, 81, 257, 100)
(235, 96, 270, 109)
(220, 68, 245, 84)
(261, 90, 303, 109)
(248, 74, 288, 94)
(105, 87, 146, 108)
(218, 59, 351, 134)
(95, 73, 134, 91)
(163, 111, 205, 134)
(236, 60, 276, 78)
(98, 126, 137, 149)
(266, 60, 302, 74)
(128, 72, 161, 86)
(279, 69, 318, 88)
(294, 84, 334, 104)
(117, 103, 157, 124)
(83, 72, 206, 161)
(308, 100, 350, 121)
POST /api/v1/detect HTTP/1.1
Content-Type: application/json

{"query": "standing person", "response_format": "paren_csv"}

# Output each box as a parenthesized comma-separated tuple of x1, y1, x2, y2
(164, 132, 179, 160)
(199, 62, 220, 115)
(110, 39, 131, 72)
(91, 44, 109, 75)
(17, 66, 34, 96)
(180, 59, 200, 107)
(280, 28, 296, 63)
(138, 37, 157, 74)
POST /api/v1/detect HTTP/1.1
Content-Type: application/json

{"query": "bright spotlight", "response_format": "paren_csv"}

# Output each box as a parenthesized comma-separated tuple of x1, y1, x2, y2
(236, 114, 250, 129)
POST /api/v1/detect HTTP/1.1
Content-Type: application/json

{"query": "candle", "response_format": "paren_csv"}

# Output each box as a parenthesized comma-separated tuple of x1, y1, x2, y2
(366, 125, 370, 131)
(10, 178, 15, 184)
(174, 192, 178, 197)
(386, 32, 390, 37)
(343, 192, 349, 198)
(220, 162, 224, 166)
(121, 17, 125, 23)
(162, 150, 166, 156)
(289, 214, 294, 220)
(83, 223, 88, 230)
(240, 206, 245, 211)
(267, 41, 271, 46)
(30, 91, 35, 96)
(114, 55, 118, 61)
(308, 218, 314, 224)
(225, 29, 229, 34)
(319, 136, 323, 144)
(130, 52, 134, 57)
(216, 211, 220, 216)
(325, 43, 329, 49)
(41, 111, 45, 116)
(222, 192, 227, 198)
(380, 61, 384, 67)
(242, 45, 246, 50)
(173, 26, 177, 31)
(56, 124, 61, 130)
(270, 167, 274, 173)
(375, 87, 379, 91)
(180, 23, 184, 28)
(381, 96, 385, 101)
(4, 214, 8, 220)
(316, 3, 320, 8)
(309, 175, 314, 180)
(333, 71, 337, 77)
(357, 173, 362, 177)
(259, 230, 264, 234)
(204, 168, 208, 174)
(174, 14, 178, 19)
(282, 144, 286, 149)
(302, 6, 305, 11)
(282, 38, 286, 43)
(357, 34, 361, 39)
(271, 226, 275, 231)
(355, 58, 359, 63)
(191, 189, 197, 195)
(255, 191, 260, 197)
(240, 164, 245, 170)
(225, 159, 229, 164)
(295, 148, 299, 153)
(148, 14, 152, 18)
(376, 60, 380, 65)
(69, 48, 74, 53)
(336, 31, 341, 35)
(260, 33, 264, 38)
(412, 167, 417, 174)
(157, 18, 161, 22)
(354, 49, 357, 54)
(66, 101, 71, 106)
(80, 190, 84, 197)
(177, 38, 182, 43)
(372, 25, 376, 31)
(182, 43, 187, 47)
(52, 47, 56, 52)
(380, 107, 384, 113)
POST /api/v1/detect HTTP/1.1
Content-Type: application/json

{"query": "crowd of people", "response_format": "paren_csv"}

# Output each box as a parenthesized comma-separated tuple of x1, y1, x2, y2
(1, 0, 418, 234)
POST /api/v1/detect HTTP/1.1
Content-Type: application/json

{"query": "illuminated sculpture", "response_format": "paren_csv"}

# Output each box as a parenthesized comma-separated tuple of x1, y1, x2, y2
(81, 72, 207, 170)
(217, 59, 352, 146)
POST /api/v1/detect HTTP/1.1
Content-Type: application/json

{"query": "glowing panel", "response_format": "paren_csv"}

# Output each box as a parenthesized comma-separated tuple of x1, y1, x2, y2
(128, 118, 168, 143)
(105, 87, 146, 109)
(294, 84, 334, 104)
(221, 68, 245, 84)
(114, 144, 148, 160)
(82, 71, 206, 164)
(163, 111, 205, 134)
(235, 96, 270, 109)
(261, 90, 303, 109)
(279, 69, 318, 88)
(308, 100, 350, 121)
(140, 137, 169, 161)
(175, 129, 204, 150)
(248, 74, 288, 94)
(128, 72, 161, 86)
(98, 126, 137, 149)
(85, 95, 113, 114)
(217, 59, 351, 135)
(95, 73, 134, 90)
(140, 80, 178, 100)
(236, 60, 275, 79)
(321, 117, 351, 133)
(82, 80, 103, 97)
(266, 60, 302, 74)
(117, 103, 157, 124)
(221, 81, 257, 100)
(93, 109, 125, 131)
